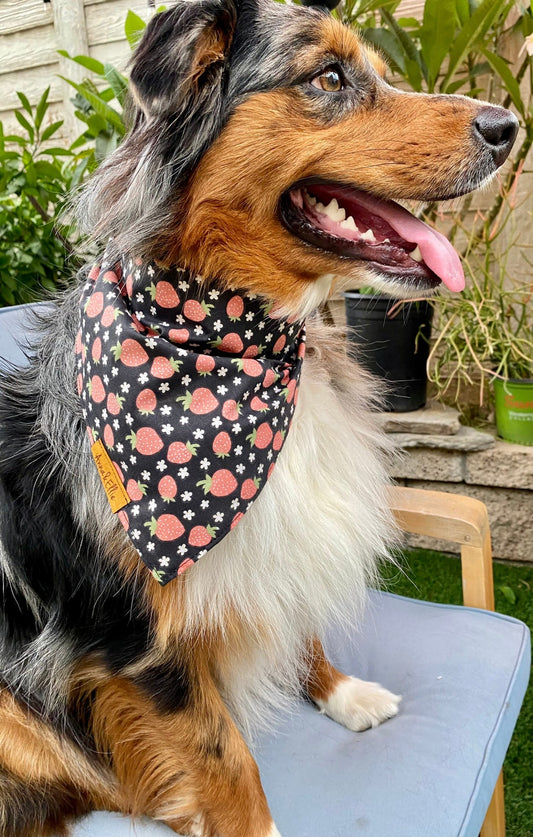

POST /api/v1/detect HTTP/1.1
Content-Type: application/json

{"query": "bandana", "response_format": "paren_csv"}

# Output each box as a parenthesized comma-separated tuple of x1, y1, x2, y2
(76, 253, 306, 584)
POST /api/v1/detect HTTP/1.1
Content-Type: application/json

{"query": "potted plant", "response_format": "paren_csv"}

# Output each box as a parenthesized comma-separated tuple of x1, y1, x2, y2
(427, 194, 533, 444)
(344, 290, 433, 412)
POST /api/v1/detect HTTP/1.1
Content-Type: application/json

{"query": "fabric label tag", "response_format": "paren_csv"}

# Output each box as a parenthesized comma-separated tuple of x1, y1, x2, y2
(91, 439, 130, 513)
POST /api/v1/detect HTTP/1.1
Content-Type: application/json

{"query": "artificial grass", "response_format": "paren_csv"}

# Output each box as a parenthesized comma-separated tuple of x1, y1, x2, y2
(382, 549, 533, 837)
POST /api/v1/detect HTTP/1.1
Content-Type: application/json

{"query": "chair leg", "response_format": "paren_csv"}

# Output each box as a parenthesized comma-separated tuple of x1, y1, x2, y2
(480, 771, 506, 837)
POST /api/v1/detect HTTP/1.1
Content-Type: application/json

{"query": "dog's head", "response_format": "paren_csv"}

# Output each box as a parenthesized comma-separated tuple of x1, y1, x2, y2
(78, 0, 517, 317)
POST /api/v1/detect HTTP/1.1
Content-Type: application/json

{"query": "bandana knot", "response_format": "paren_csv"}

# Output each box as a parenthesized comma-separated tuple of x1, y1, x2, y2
(76, 253, 306, 584)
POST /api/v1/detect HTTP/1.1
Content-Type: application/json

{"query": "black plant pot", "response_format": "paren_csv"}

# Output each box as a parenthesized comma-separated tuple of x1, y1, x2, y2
(344, 292, 433, 412)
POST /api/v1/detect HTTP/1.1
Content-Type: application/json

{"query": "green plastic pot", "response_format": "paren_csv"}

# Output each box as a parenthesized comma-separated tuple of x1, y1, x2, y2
(493, 377, 533, 446)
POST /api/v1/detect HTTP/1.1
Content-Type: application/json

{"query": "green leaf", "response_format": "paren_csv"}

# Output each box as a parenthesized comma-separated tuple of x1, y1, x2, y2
(124, 9, 146, 49)
(59, 77, 126, 135)
(498, 585, 517, 605)
(456, 0, 470, 26)
(362, 28, 406, 73)
(419, 0, 457, 91)
(58, 50, 106, 77)
(14, 110, 35, 143)
(441, 0, 514, 92)
(35, 87, 50, 130)
(479, 48, 525, 117)
(103, 64, 129, 107)
(381, 8, 425, 90)
(40, 146, 72, 156)
(40, 120, 64, 142)
(16, 91, 33, 116)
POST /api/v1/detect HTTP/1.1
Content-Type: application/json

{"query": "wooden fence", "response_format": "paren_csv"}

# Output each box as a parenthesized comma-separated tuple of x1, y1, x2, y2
(0, 0, 151, 140)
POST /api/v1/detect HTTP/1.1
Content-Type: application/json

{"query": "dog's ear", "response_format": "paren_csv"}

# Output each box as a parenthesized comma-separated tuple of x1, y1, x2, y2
(130, 0, 238, 119)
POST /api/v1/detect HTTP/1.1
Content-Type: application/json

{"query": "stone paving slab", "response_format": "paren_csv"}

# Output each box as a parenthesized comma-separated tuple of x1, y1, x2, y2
(390, 425, 494, 452)
(378, 401, 461, 436)
(465, 440, 533, 491)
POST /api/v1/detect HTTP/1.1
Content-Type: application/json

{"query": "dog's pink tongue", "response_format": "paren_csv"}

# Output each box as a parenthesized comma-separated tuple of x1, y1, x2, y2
(350, 190, 465, 292)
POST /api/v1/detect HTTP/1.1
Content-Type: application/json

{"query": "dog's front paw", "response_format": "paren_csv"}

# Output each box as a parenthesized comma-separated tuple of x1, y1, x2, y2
(315, 676, 401, 732)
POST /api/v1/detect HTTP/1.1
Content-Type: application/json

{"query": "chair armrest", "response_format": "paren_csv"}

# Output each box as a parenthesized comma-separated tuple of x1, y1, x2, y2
(387, 486, 495, 611)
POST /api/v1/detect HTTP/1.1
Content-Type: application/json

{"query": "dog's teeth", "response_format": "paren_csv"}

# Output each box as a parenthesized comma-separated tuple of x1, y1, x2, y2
(340, 216, 358, 232)
(322, 198, 346, 223)
(411, 245, 423, 262)
(360, 228, 377, 243)
(305, 190, 317, 206)
(315, 201, 326, 213)
(383, 238, 390, 244)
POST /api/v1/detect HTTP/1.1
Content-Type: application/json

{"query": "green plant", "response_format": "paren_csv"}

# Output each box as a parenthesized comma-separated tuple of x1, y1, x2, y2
(427, 185, 533, 406)
(0, 88, 84, 305)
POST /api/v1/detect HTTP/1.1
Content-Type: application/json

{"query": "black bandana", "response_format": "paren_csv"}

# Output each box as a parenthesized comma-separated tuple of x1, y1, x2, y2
(76, 253, 306, 584)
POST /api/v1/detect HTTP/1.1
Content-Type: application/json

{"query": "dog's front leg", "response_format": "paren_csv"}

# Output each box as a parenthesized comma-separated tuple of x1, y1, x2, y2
(303, 638, 401, 731)
(90, 673, 281, 837)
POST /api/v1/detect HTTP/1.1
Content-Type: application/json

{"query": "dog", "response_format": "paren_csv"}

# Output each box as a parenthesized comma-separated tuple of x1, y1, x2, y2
(0, 0, 517, 835)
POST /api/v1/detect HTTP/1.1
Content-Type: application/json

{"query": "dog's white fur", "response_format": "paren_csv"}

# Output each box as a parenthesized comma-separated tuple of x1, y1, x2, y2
(316, 675, 401, 732)
(181, 318, 399, 740)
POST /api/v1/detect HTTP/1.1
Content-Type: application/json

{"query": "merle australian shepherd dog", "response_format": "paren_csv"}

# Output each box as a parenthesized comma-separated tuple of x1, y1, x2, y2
(0, 0, 517, 834)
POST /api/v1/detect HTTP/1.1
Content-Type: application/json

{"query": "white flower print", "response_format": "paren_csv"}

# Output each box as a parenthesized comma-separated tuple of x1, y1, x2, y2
(111, 367, 119, 377)
(161, 424, 174, 435)
(213, 511, 224, 523)
(194, 326, 204, 336)
(181, 375, 191, 386)
(257, 464, 264, 474)
(231, 423, 242, 434)
(234, 445, 243, 456)
(233, 377, 242, 386)
(267, 450, 273, 460)
(150, 307, 157, 316)
(148, 499, 157, 512)
(103, 331, 110, 341)
(245, 330, 253, 340)
(131, 505, 140, 516)
(178, 467, 189, 478)
(193, 428, 205, 440)
(178, 281, 189, 292)
(120, 382, 131, 393)
(177, 544, 187, 555)
(212, 320, 223, 332)
(235, 464, 245, 475)
(159, 557, 170, 567)
(218, 367, 227, 377)
(101, 355, 108, 366)
(116, 442, 124, 453)
(179, 416, 189, 425)
(216, 385, 228, 396)
(181, 491, 192, 502)
(159, 382, 170, 393)
(120, 461, 128, 471)
(130, 455, 137, 464)
(146, 542, 155, 552)
(272, 416, 279, 427)
(137, 372, 149, 385)
(94, 417, 100, 428)
(145, 338, 157, 349)
(116, 324, 123, 336)
(183, 510, 195, 521)
(249, 453, 256, 462)
(248, 415, 257, 424)
(231, 498, 240, 510)
(141, 470, 151, 480)
(200, 458, 211, 470)
(131, 529, 141, 540)
(200, 499, 210, 509)
(211, 416, 222, 429)
(208, 289, 220, 299)
(125, 413, 134, 426)
(245, 312, 254, 321)
(112, 419, 120, 430)
(103, 374, 110, 385)
(156, 459, 167, 471)
(160, 404, 172, 415)
(147, 265, 155, 277)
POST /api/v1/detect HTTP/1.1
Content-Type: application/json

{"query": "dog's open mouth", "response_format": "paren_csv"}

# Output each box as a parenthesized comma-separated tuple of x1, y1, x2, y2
(280, 181, 465, 293)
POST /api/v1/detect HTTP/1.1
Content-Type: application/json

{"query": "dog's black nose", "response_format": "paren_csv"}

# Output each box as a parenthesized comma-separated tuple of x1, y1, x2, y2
(473, 106, 519, 168)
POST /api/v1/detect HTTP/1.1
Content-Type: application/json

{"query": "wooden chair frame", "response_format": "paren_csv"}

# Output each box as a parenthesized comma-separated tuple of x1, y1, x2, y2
(388, 486, 504, 837)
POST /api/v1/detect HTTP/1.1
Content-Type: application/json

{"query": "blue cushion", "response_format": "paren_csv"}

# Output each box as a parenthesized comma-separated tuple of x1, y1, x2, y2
(71, 591, 530, 837)
(0, 302, 53, 367)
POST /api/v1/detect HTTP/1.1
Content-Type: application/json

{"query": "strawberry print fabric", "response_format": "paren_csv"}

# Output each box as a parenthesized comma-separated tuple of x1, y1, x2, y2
(76, 253, 305, 584)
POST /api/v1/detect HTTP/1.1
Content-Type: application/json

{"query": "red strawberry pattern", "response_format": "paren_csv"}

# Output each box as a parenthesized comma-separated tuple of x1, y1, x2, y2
(77, 253, 305, 584)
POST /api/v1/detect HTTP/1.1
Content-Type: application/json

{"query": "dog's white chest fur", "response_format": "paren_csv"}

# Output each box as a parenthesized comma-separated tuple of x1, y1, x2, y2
(182, 322, 397, 739)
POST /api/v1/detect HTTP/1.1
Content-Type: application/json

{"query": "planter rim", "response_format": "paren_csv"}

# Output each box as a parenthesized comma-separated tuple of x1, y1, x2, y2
(492, 376, 533, 386)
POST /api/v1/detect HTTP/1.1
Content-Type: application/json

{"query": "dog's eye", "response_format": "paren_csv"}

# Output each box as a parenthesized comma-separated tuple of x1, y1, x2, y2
(311, 67, 344, 93)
